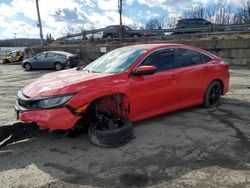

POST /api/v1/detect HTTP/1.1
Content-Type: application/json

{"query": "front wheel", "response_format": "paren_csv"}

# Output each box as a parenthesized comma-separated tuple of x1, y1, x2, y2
(203, 81, 222, 108)
(24, 63, 32, 71)
(105, 34, 113, 39)
(2, 59, 8, 64)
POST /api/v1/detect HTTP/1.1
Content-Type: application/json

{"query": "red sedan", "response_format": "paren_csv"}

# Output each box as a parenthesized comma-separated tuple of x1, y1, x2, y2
(15, 44, 229, 146)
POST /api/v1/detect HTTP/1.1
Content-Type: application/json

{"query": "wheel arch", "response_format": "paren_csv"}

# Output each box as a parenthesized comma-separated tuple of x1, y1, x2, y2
(205, 79, 224, 96)
(23, 62, 32, 69)
(68, 91, 130, 117)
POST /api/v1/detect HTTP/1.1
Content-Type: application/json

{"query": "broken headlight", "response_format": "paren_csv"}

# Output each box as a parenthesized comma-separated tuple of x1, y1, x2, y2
(37, 94, 74, 109)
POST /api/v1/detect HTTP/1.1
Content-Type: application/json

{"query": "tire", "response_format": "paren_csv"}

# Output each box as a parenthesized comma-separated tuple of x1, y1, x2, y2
(203, 81, 222, 108)
(105, 34, 113, 39)
(88, 119, 133, 148)
(54, 62, 63, 71)
(24, 63, 32, 71)
(2, 59, 8, 64)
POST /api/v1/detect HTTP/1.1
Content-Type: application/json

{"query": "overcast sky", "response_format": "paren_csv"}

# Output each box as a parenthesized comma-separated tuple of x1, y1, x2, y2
(0, 0, 247, 40)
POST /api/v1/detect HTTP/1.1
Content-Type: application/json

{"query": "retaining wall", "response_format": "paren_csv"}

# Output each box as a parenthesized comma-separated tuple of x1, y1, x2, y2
(30, 36, 250, 67)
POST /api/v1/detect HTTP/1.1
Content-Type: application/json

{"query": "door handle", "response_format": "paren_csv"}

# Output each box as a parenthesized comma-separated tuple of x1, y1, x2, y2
(203, 66, 209, 71)
(170, 74, 177, 79)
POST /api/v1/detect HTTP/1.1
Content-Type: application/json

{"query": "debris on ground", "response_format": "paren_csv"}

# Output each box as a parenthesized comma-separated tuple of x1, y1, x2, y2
(0, 122, 38, 147)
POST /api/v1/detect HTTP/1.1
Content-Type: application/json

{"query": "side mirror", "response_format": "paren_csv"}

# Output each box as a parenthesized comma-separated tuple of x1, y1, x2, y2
(133, 65, 157, 76)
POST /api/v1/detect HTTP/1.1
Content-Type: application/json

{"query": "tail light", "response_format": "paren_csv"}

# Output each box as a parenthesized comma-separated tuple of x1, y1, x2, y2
(67, 56, 73, 62)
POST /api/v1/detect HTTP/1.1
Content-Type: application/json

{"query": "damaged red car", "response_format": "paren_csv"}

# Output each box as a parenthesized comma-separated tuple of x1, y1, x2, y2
(15, 44, 229, 147)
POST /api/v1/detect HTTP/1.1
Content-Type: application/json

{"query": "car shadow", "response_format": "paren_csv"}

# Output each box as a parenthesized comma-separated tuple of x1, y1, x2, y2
(0, 97, 250, 187)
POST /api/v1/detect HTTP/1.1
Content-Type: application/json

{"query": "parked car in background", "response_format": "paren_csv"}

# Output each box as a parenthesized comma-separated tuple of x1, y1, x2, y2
(102, 25, 143, 38)
(173, 18, 212, 34)
(2, 50, 24, 64)
(86, 31, 104, 40)
(143, 32, 157, 37)
(22, 51, 79, 71)
(16, 44, 229, 147)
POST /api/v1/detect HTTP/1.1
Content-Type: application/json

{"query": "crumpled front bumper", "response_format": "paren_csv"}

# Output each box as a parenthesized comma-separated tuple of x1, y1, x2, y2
(15, 90, 81, 130)
(15, 105, 81, 130)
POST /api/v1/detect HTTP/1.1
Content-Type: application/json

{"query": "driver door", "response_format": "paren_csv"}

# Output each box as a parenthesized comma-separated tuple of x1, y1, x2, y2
(129, 48, 179, 121)
(32, 53, 47, 68)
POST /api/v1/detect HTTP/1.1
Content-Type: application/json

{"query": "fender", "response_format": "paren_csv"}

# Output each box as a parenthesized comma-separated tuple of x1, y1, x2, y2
(67, 80, 130, 109)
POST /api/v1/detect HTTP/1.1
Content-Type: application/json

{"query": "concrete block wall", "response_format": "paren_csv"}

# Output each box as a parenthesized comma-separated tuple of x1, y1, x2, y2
(31, 38, 250, 67)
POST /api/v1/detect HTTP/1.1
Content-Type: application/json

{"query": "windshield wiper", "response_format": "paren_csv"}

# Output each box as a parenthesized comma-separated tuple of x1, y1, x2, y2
(82, 69, 101, 73)
(91, 70, 101, 73)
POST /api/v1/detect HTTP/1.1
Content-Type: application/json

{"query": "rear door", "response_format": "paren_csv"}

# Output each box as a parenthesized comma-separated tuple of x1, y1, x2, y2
(174, 48, 206, 104)
(46, 52, 58, 68)
(129, 48, 179, 120)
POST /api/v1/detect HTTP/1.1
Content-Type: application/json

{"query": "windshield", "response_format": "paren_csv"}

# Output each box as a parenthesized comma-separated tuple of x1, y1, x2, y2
(83, 47, 146, 74)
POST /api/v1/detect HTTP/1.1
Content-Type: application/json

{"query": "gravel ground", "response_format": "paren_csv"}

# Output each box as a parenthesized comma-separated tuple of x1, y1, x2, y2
(0, 65, 250, 188)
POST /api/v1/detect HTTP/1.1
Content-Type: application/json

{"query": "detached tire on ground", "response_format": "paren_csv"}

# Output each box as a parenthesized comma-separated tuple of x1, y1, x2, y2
(88, 119, 133, 148)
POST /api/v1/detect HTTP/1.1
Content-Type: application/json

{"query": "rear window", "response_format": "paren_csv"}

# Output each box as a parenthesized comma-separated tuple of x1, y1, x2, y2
(201, 53, 213, 63)
(177, 48, 203, 67)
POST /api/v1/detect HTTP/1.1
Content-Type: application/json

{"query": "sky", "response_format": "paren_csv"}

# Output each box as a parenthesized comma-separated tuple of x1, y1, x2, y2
(0, 0, 247, 40)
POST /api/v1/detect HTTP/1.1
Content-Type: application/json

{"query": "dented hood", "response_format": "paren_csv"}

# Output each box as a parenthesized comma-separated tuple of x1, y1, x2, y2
(22, 69, 113, 97)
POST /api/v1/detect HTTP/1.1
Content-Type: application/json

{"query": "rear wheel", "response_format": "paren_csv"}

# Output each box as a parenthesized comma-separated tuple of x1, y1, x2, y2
(24, 63, 31, 71)
(54, 62, 63, 71)
(106, 34, 113, 39)
(203, 81, 222, 108)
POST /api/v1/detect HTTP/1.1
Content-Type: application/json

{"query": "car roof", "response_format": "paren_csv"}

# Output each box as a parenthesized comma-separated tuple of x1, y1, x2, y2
(10, 50, 22, 53)
(126, 43, 219, 59)
(43, 51, 74, 56)
(105, 25, 128, 28)
(127, 43, 190, 50)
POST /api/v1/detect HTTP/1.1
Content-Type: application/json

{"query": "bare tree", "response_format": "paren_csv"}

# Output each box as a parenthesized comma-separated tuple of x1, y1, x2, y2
(166, 13, 181, 28)
(183, 5, 206, 19)
(146, 18, 161, 29)
(181, 3, 235, 25)
(234, 1, 250, 24)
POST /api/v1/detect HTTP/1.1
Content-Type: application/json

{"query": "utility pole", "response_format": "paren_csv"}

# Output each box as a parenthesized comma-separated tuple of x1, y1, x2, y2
(36, 0, 43, 45)
(118, 0, 123, 41)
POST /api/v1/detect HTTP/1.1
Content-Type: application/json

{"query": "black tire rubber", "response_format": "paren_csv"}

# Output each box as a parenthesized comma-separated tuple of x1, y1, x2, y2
(88, 119, 133, 148)
(54, 62, 63, 71)
(105, 34, 113, 39)
(2, 59, 8, 64)
(203, 81, 222, 108)
(24, 63, 32, 71)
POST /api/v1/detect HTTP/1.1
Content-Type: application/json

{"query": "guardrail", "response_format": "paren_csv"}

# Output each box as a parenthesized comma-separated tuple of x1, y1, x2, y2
(56, 24, 250, 42)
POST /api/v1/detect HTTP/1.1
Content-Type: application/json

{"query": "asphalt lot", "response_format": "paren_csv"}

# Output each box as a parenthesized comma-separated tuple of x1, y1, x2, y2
(0, 64, 250, 188)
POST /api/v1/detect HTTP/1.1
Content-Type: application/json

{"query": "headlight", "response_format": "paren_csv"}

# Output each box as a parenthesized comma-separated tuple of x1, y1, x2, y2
(37, 94, 73, 109)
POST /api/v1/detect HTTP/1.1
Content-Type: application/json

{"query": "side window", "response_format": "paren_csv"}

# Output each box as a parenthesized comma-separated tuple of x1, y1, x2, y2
(141, 49, 175, 72)
(177, 48, 203, 67)
(123, 26, 130, 31)
(36, 53, 47, 60)
(47, 53, 57, 58)
(201, 53, 213, 63)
